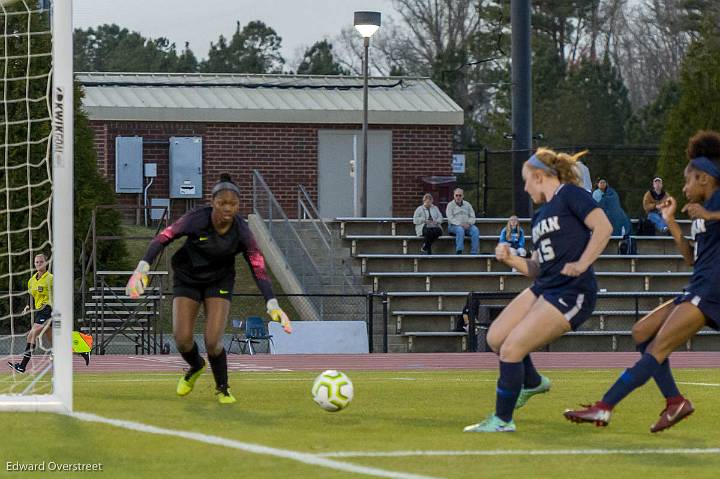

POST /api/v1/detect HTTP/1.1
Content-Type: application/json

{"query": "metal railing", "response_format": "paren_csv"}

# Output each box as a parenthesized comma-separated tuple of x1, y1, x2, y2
(252, 170, 325, 294)
(463, 291, 720, 352)
(252, 170, 363, 295)
(296, 183, 363, 293)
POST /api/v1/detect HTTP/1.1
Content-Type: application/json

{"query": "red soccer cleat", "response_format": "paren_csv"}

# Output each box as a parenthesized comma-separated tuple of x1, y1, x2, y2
(564, 402, 612, 427)
(650, 398, 694, 433)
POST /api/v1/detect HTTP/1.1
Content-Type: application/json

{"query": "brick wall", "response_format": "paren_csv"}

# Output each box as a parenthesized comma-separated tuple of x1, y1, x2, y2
(89, 120, 454, 219)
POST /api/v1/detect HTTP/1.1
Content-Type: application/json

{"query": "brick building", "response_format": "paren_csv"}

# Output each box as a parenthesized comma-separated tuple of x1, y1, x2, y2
(79, 73, 463, 219)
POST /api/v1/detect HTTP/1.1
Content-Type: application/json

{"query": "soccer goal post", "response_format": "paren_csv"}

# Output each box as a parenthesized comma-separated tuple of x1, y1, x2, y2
(0, 0, 73, 413)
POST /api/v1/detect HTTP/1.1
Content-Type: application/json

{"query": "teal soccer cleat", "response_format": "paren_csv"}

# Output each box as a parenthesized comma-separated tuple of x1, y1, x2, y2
(463, 415, 516, 433)
(515, 375, 551, 409)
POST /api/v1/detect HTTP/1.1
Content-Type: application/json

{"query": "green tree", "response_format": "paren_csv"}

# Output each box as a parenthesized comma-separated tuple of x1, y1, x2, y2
(297, 40, 348, 75)
(0, 8, 126, 330)
(625, 81, 680, 145)
(74, 24, 198, 73)
(658, 27, 720, 197)
(201, 21, 285, 73)
(0, 6, 53, 322)
(535, 57, 632, 146)
(73, 85, 129, 279)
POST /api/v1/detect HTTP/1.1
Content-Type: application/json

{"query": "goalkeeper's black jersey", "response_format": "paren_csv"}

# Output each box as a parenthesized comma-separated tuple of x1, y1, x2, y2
(142, 206, 274, 300)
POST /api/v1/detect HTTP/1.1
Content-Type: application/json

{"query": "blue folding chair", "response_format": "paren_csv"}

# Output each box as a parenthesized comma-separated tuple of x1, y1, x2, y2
(227, 318, 244, 354)
(240, 316, 274, 355)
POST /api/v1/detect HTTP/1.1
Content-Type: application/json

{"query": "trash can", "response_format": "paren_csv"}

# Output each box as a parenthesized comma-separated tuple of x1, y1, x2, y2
(421, 176, 457, 216)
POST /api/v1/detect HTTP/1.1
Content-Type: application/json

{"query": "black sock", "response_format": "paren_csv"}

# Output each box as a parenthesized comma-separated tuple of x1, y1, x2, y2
(179, 342, 204, 371)
(495, 360, 523, 422)
(522, 354, 542, 389)
(208, 348, 228, 389)
(19, 343, 33, 369)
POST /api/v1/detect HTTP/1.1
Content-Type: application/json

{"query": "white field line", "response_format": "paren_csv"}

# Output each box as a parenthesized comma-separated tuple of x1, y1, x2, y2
(69, 412, 441, 479)
(317, 448, 720, 458)
(677, 381, 720, 387)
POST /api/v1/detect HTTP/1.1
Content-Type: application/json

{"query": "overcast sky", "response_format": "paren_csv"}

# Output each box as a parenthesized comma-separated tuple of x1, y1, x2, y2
(74, 0, 396, 66)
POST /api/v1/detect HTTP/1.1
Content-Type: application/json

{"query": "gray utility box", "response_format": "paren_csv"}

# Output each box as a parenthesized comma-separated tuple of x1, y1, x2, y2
(115, 136, 143, 193)
(169, 137, 202, 199)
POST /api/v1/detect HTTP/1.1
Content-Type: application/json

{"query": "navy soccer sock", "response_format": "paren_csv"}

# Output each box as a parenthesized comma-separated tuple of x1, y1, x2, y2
(208, 348, 229, 389)
(637, 341, 681, 399)
(495, 360, 523, 422)
(179, 342, 204, 371)
(522, 354, 542, 389)
(602, 353, 661, 407)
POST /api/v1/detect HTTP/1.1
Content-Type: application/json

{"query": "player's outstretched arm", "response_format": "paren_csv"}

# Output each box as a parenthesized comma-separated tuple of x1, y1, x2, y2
(561, 208, 612, 277)
(266, 298, 292, 334)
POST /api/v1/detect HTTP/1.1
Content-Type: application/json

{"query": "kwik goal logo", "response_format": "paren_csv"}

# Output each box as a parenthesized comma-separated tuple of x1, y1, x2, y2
(52, 86, 65, 167)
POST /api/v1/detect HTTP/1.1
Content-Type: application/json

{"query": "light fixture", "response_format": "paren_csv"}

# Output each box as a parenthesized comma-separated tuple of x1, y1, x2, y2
(353, 11, 381, 38)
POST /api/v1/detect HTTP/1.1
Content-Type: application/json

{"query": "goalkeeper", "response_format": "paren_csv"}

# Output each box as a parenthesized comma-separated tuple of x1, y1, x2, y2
(126, 174, 291, 404)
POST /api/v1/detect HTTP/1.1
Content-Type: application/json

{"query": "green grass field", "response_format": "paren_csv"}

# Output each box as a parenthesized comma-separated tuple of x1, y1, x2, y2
(3, 368, 720, 478)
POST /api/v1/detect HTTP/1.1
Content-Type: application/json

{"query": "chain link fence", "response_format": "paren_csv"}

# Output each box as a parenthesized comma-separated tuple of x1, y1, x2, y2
(455, 146, 659, 217)
(81, 292, 387, 355)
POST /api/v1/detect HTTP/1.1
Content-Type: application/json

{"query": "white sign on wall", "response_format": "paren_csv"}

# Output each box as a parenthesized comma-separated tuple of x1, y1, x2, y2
(452, 154, 466, 174)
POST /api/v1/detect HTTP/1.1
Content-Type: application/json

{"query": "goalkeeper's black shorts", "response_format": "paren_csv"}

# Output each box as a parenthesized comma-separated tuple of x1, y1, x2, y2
(33, 305, 52, 325)
(173, 274, 235, 303)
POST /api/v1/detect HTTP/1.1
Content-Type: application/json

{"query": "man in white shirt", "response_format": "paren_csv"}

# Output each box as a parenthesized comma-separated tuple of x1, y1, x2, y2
(445, 188, 480, 254)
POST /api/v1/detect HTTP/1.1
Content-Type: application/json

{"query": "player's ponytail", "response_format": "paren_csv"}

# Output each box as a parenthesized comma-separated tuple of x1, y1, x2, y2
(528, 148, 584, 186)
(212, 173, 241, 198)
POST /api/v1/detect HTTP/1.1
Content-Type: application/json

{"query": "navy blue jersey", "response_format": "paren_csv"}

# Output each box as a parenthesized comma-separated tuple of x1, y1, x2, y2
(142, 207, 274, 300)
(686, 189, 720, 302)
(531, 184, 599, 291)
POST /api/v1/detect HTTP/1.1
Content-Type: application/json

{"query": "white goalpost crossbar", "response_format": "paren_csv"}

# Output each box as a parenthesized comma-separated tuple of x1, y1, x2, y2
(0, 0, 73, 413)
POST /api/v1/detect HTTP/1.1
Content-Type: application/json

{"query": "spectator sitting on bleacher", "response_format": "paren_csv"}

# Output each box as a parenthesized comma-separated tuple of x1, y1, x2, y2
(642, 177, 670, 234)
(413, 193, 443, 255)
(446, 188, 480, 255)
(498, 215, 527, 257)
(593, 178, 633, 236)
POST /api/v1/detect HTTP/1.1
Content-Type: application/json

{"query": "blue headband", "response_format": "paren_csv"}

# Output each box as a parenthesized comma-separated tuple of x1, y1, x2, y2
(690, 157, 720, 179)
(527, 154, 557, 176)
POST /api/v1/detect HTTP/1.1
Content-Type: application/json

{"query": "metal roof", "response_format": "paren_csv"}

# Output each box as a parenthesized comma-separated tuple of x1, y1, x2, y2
(77, 72, 464, 125)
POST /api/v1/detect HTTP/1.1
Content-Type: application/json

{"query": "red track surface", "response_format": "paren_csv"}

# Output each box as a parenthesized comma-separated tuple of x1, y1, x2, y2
(67, 352, 720, 373)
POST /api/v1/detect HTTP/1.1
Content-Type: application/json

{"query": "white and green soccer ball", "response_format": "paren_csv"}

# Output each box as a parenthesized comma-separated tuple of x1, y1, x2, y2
(311, 370, 354, 412)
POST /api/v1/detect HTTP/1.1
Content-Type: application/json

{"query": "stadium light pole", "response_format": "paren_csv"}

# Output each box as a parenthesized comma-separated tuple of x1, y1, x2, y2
(354, 11, 381, 217)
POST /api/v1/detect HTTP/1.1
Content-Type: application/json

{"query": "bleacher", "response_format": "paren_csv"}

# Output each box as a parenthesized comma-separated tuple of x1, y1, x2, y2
(337, 217, 718, 353)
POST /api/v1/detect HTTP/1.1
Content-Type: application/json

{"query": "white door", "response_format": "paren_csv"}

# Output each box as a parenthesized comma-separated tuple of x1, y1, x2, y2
(317, 130, 392, 218)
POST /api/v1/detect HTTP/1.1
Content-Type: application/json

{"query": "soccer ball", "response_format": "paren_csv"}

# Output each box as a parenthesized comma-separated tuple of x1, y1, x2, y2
(311, 370, 353, 412)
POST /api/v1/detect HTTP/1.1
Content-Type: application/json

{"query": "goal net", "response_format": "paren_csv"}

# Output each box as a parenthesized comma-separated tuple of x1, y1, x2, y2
(0, 0, 73, 412)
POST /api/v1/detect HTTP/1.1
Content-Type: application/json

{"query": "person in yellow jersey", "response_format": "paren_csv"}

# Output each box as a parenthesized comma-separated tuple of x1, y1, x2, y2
(8, 253, 53, 373)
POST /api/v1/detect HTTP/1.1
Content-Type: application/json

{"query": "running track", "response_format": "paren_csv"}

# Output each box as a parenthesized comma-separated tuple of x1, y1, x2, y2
(63, 352, 720, 373)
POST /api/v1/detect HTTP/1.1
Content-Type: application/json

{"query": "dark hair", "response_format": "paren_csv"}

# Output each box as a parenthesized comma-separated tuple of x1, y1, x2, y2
(212, 173, 241, 198)
(687, 130, 720, 161)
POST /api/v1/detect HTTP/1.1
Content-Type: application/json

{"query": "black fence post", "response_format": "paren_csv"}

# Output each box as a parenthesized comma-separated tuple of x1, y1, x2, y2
(482, 149, 489, 216)
(634, 294, 639, 323)
(467, 292, 477, 352)
(367, 293, 374, 353)
(382, 292, 389, 353)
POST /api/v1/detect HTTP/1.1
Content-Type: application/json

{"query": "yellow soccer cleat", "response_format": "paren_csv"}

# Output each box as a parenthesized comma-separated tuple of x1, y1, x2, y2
(176, 361, 206, 397)
(216, 385, 236, 404)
